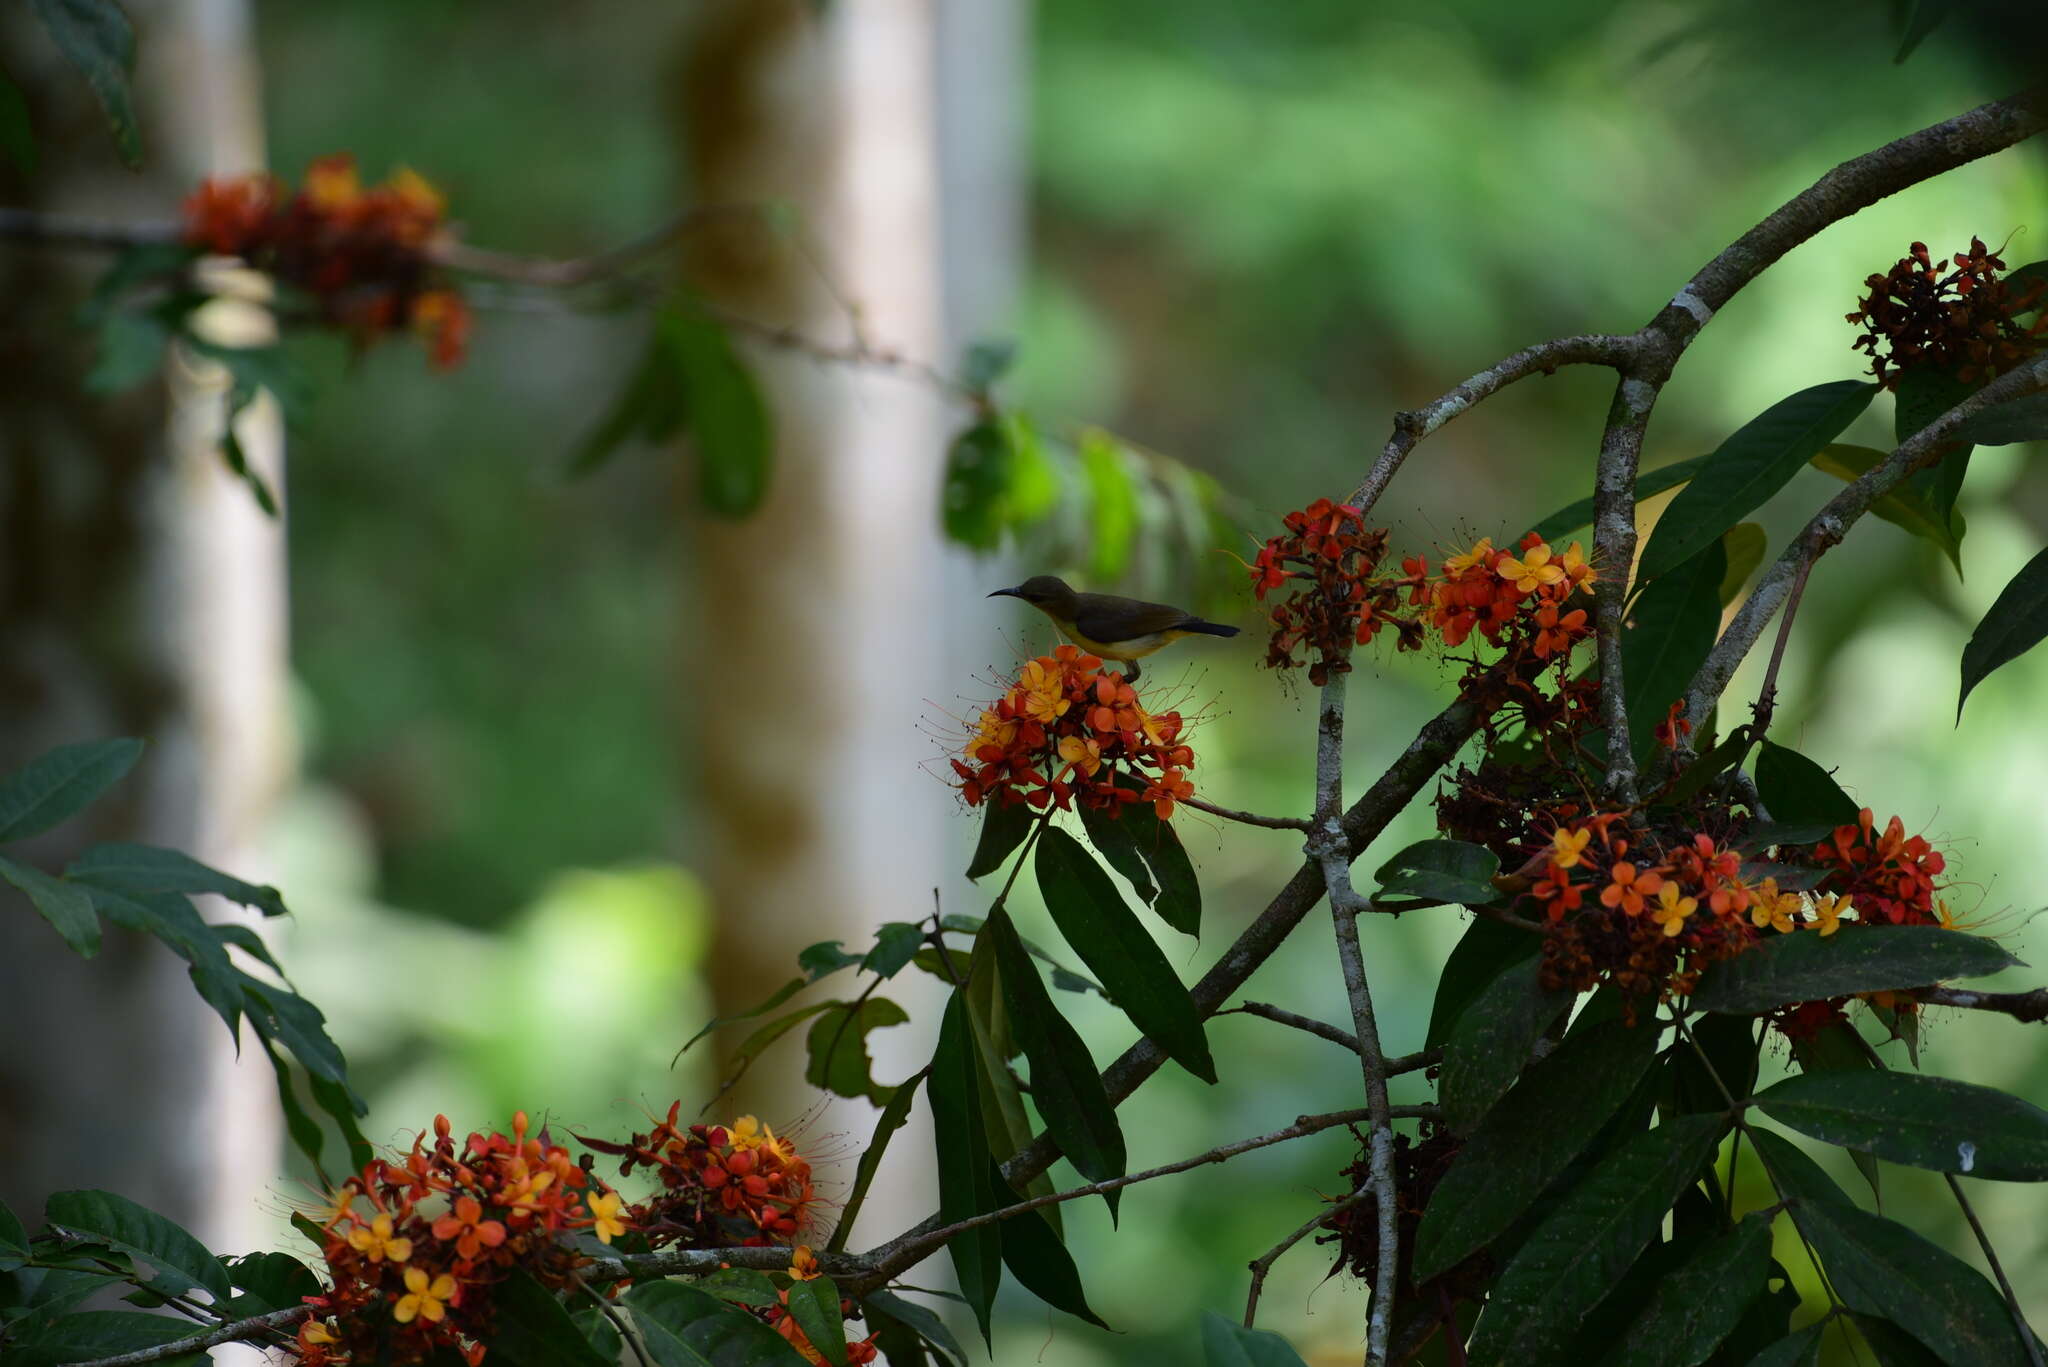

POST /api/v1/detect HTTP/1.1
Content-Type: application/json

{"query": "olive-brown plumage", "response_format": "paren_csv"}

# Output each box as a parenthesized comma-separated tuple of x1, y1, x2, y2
(987, 575, 1239, 681)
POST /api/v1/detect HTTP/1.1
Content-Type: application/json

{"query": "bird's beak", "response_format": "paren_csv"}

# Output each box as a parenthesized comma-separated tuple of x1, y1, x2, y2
(987, 586, 1022, 600)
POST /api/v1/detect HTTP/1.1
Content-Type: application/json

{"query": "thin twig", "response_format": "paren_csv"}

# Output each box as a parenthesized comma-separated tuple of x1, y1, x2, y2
(0, 208, 182, 249)
(1183, 795, 1314, 831)
(59, 1305, 310, 1367)
(1749, 557, 1814, 743)
(1916, 985, 2048, 1021)
(1226, 1002, 1361, 1054)
(1244, 1186, 1374, 1330)
(573, 1272, 657, 1367)
(1943, 1173, 2047, 1367)
(426, 205, 765, 287)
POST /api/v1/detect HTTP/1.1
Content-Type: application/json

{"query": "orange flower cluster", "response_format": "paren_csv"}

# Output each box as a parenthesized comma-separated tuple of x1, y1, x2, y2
(1251, 499, 1423, 683)
(293, 1112, 615, 1367)
(183, 153, 470, 367)
(1848, 236, 2047, 388)
(1421, 531, 1595, 656)
(1796, 809, 1947, 926)
(578, 1106, 819, 1250)
(952, 645, 1195, 819)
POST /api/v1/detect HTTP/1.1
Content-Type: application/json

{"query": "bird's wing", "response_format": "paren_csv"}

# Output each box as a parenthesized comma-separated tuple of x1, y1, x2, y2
(1071, 593, 1196, 642)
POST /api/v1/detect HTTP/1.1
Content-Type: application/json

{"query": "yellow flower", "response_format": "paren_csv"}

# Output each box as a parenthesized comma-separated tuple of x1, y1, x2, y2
(1016, 661, 1070, 724)
(304, 1321, 338, 1346)
(1057, 734, 1102, 777)
(728, 1115, 779, 1152)
(788, 1245, 821, 1281)
(347, 1213, 412, 1264)
(303, 155, 361, 213)
(1748, 878, 1800, 934)
(1558, 541, 1596, 589)
(587, 1191, 627, 1245)
(387, 166, 445, 218)
(1550, 827, 1592, 870)
(1808, 893, 1852, 936)
(1649, 883, 1698, 938)
(1444, 538, 1496, 575)
(972, 708, 1017, 755)
(1497, 543, 1566, 594)
(393, 1265, 456, 1325)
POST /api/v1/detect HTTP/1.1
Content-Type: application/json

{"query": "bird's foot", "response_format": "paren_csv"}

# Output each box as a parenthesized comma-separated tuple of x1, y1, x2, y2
(1121, 661, 1142, 686)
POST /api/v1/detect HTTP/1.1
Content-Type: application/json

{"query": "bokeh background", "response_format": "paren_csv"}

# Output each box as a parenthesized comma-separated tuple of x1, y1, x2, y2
(3, 1, 2047, 1363)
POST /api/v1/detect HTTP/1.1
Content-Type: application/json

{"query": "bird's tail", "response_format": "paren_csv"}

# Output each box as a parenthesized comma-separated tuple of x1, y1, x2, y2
(1182, 619, 1241, 638)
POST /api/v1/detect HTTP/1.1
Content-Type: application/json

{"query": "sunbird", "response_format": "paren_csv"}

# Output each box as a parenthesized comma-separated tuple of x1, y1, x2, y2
(987, 575, 1240, 682)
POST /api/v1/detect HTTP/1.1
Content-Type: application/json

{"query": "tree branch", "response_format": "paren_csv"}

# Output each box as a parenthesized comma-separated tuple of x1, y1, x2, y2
(1682, 353, 2048, 722)
(60, 1305, 310, 1367)
(1916, 984, 2048, 1022)
(1245, 1185, 1374, 1330)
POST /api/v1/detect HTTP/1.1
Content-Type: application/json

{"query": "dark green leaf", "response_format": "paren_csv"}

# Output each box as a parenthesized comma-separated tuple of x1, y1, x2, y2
(1756, 1070, 2048, 1180)
(482, 1271, 610, 1367)
(1078, 800, 1158, 903)
(308, 1069, 373, 1167)
(1752, 742, 1859, 827)
(1528, 455, 1710, 545)
(1720, 523, 1767, 604)
(1855, 1315, 1950, 1367)
(1692, 926, 2019, 1013)
(668, 311, 771, 517)
(627, 1280, 812, 1366)
(0, 1197, 26, 1261)
(1895, 369, 1976, 527)
(798, 940, 863, 978)
(261, 1042, 326, 1177)
(965, 800, 1032, 881)
(1371, 839, 1501, 910)
(86, 309, 169, 393)
(42, 1190, 231, 1302)
(1440, 954, 1574, 1132)
(997, 1182, 1106, 1328)
(29, 0, 140, 167)
(1200, 1309, 1311, 1366)
(1426, 918, 1540, 1050)
(0, 76, 34, 174)
(1033, 828, 1214, 1082)
(689, 1269, 780, 1309)
(67, 843, 285, 916)
(1737, 822, 1839, 855)
(1640, 382, 1878, 579)
(8, 1309, 208, 1367)
(1466, 1114, 1727, 1365)
(1894, 0, 1950, 60)
(573, 1304, 624, 1363)
(1669, 1014, 1759, 1116)
(1811, 444, 1963, 574)
(681, 943, 860, 1054)
(1084, 781, 1200, 935)
(0, 854, 99, 957)
(222, 1251, 319, 1315)
(570, 325, 686, 475)
(1623, 535, 1726, 760)
(828, 1069, 923, 1253)
(1743, 1324, 1825, 1367)
(1954, 392, 2048, 445)
(1786, 1020, 1884, 1201)
(0, 739, 142, 844)
(1959, 544, 2048, 719)
(1079, 429, 1139, 581)
(988, 907, 1126, 1202)
(238, 972, 351, 1087)
(783, 1276, 847, 1367)
(1604, 1212, 1773, 1367)
(803, 998, 907, 1104)
(943, 422, 1012, 550)
(862, 1290, 966, 1367)
(1791, 1199, 2033, 1367)
(930, 992, 1001, 1343)
(1416, 1017, 1661, 1281)
(862, 922, 926, 979)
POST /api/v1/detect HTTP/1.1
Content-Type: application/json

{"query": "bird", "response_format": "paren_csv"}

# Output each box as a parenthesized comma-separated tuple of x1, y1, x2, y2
(987, 575, 1239, 683)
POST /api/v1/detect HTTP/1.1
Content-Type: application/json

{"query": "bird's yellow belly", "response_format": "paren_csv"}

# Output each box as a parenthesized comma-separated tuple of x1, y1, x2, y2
(1056, 625, 1187, 662)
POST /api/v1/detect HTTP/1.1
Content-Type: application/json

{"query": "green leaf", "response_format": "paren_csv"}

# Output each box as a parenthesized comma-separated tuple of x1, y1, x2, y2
(1372, 838, 1501, 911)
(802, 998, 906, 1104)
(1079, 429, 1138, 581)
(1895, 369, 1977, 527)
(996, 1180, 1107, 1328)
(1079, 799, 1158, 903)
(1603, 1212, 1773, 1367)
(1959, 544, 2048, 719)
(221, 1251, 319, 1315)
(260, 1042, 326, 1178)
(782, 1276, 847, 1367)
(1755, 1070, 2048, 1180)
(1743, 1325, 1826, 1367)
(861, 922, 925, 979)
(1640, 382, 1878, 580)
(1668, 1013, 1759, 1116)
(42, 1190, 232, 1302)
(681, 944, 859, 1055)
(0, 1197, 27, 1262)
(1954, 392, 2048, 445)
(1033, 828, 1214, 1082)
(1440, 954, 1574, 1132)
(965, 800, 1033, 881)
(1854, 1315, 1952, 1367)
(489, 1271, 612, 1367)
(1719, 523, 1767, 604)
(1790, 1199, 2034, 1367)
(1738, 821, 1840, 855)
(1786, 1020, 1884, 1201)
(1201, 1310, 1311, 1366)
(1426, 918, 1540, 1050)
(930, 992, 1002, 1344)
(29, 0, 141, 167)
(862, 1290, 966, 1367)
(7, 1309, 208, 1367)
(67, 843, 285, 916)
(670, 311, 772, 517)
(1083, 781, 1200, 935)
(828, 1069, 923, 1254)
(988, 908, 1126, 1203)
(1894, 0, 1950, 60)
(308, 1069, 374, 1167)
(1466, 1114, 1727, 1365)
(570, 323, 688, 475)
(1416, 1017, 1662, 1280)
(573, 1304, 624, 1363)
(691, 1268, 781, 1309)
(943, 422, 1012, 550)
(0, 739, 143, 844)
(626, 1281, 812, 1366)
(1623, 534, 1726, 759)
(1528, 455, 1711, 545)
(0, 76, 34, 174)
(1692, 926, 2019, 1013)
(1752, 742, 1859, 827)
(962, 338, 1017, 392)
(0, 854, 99, 957)
(238, 972, 352, 1088)
(1810, 443, 1963, 574)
